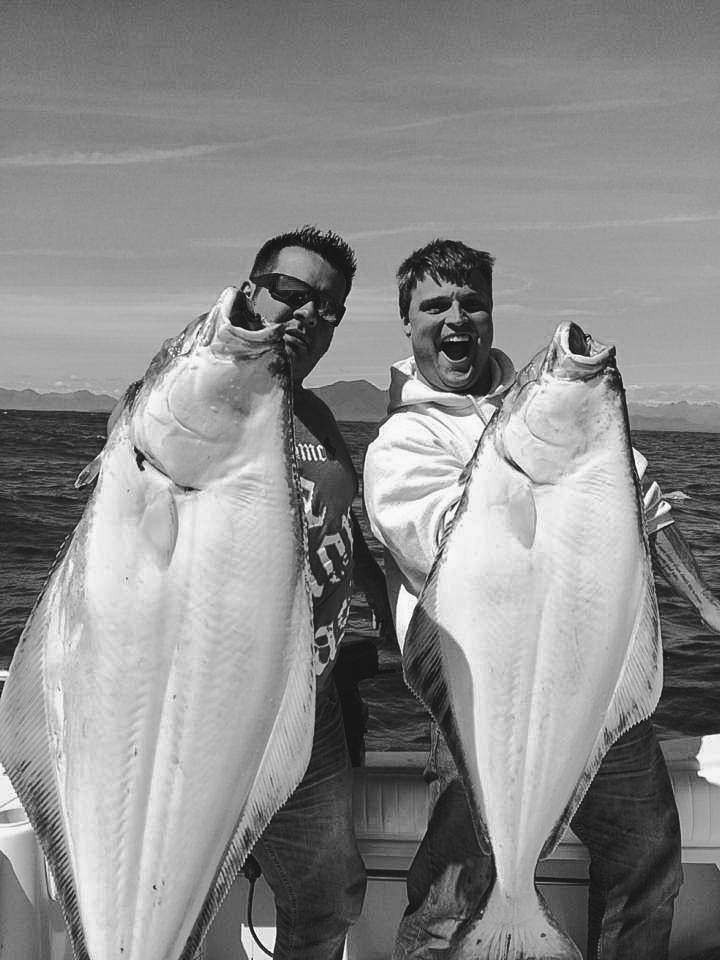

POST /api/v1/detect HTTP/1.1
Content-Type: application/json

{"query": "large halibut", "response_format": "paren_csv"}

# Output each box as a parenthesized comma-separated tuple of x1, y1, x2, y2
(404, 321, 662, 959)
(0, 288, 316, 960)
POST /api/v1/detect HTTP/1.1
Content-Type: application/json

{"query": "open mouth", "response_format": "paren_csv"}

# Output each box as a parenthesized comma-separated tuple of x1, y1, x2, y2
(440, 335, 473, 363)
(228, 302, 264, 330)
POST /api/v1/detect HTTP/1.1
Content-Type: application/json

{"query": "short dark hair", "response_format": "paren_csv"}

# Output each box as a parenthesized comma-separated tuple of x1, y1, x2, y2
(397, 239, 495, 318)
(250, 225, 357, 299)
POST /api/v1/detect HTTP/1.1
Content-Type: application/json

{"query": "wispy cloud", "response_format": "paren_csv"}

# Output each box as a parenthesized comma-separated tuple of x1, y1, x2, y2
(497, 303, 599, 319)
(491, 212, 720, 232)
(0, 142, 244, 167)
(343, 224, 446, 241)
(361, 97, 677, 138)
(189, 237, 269, 251)
(0, 246, 178, 257)
(1, 80, 257, 122)
(362, 111, 481, 137)
(191, 224, 446, 249)
(510, 96, 687, 117)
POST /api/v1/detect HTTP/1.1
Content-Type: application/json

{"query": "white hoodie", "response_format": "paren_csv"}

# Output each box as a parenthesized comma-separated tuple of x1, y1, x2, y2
(363, 350, 516, 648)
(363, 351, 672, 650)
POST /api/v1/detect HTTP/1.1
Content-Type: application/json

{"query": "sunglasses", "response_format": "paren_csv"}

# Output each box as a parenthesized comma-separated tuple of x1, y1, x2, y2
(251, 273, 346, 326)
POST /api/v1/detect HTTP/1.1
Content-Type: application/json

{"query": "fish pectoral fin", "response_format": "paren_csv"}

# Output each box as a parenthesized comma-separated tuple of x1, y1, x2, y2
(75, 452, 103, 488)
(502, 483, 537, 548)
(139, 487, 180, 566)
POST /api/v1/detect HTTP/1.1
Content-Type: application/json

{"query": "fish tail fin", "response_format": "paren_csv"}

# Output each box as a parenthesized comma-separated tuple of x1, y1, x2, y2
(455, 884, 581, 960)
(75, 451, 103, 488)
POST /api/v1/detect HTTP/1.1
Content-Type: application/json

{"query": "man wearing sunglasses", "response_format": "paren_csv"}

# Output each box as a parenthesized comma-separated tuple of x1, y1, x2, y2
(232, 225, 393, 960)
(107, 226, 391, 959)
(241, 236, 347, 389)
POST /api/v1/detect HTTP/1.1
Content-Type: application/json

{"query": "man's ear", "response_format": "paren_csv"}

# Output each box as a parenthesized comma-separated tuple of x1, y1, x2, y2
(402, 314, 412, 339)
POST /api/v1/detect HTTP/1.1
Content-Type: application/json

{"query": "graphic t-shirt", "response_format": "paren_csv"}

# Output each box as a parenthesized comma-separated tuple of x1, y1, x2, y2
(293, 389, 357, 683)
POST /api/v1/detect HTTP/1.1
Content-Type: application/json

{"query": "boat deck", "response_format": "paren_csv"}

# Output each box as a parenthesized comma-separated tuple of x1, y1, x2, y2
(344, 739, 720, 960)
(2, 739, 720, 958)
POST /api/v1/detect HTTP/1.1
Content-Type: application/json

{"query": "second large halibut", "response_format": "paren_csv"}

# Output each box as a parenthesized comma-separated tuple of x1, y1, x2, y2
(404, 321, 662, 959)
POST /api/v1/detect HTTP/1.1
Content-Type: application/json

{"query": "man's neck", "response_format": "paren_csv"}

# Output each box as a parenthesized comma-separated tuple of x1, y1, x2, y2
(468, 366, 493, 397)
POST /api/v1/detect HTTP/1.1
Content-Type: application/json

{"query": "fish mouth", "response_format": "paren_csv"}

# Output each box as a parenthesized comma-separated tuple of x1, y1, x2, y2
(227, 290, 264, 331)
(209, 287, 284, 352)
(439, 334, 474, 364)
(544, 321, 616, 380)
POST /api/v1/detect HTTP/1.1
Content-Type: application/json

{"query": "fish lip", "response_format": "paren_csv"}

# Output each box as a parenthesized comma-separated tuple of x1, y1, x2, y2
(211, 287, 285, 350)
(562, 322, 615, 363)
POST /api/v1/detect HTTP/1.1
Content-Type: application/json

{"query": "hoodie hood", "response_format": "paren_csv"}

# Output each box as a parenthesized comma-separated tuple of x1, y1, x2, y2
(387, 348, 516, 414)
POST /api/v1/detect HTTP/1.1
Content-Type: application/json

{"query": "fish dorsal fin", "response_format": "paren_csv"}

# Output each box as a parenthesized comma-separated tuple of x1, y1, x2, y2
(0, 566, 92, 959)
(542, 559, 661, 856)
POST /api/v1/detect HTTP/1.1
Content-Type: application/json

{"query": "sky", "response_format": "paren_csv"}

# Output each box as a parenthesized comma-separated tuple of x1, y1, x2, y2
(2, 0, 719, 400)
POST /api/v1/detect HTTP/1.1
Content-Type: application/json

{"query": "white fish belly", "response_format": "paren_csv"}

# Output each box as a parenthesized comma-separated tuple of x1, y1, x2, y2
(429, 431, 657, 894)
(0, 390, 314, 959)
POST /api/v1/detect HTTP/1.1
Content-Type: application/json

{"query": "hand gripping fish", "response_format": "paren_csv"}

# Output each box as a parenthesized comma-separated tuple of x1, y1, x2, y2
(0, 288, 315, 960)
(404, 322, 662, 960)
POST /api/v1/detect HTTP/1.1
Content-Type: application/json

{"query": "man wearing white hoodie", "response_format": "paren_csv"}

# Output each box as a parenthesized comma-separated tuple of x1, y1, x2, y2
(363, 239, 682, 960)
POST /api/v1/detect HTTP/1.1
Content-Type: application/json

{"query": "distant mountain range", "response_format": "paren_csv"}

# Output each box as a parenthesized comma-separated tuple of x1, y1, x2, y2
(627, 401, 720, 433)
(0, 387, 117, 412)
(2, 383, 719, 432)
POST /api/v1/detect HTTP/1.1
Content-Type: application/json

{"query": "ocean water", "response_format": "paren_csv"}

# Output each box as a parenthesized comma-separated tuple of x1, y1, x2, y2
(1, 410, 720, 751)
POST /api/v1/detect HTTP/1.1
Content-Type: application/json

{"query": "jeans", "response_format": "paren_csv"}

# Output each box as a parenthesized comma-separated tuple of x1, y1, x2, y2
(394, 719, 682, 960)
(252, 678, 367, 960)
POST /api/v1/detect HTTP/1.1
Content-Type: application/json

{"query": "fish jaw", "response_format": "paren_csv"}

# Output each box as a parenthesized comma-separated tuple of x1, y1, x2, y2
(495, 321, 626, 486)
(128, 287, 292, 491)
(542, 320, 616, 382)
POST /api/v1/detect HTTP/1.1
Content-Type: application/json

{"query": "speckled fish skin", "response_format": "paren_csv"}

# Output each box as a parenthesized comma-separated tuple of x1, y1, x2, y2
(0, 287, 315, 960)
(404, 321, 662, 960)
